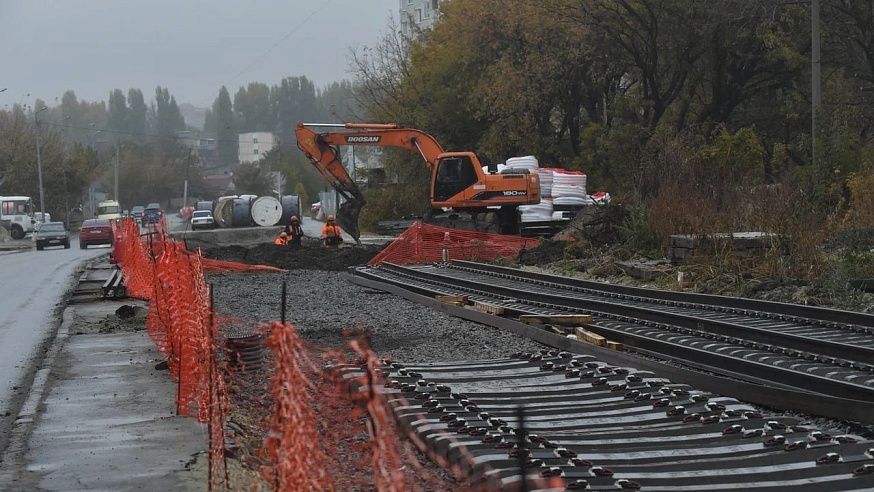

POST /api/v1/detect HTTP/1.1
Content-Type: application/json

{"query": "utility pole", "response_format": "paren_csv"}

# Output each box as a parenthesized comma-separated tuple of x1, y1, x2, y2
(35, 106, 48, 218)
(277, 138, 282, 199)
(115, 143, 120, 200)
(811, 0, 821, 163)
(183, 149, 191, 209)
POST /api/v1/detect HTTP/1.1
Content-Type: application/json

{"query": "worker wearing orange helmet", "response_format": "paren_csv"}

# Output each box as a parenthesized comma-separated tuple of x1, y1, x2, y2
(274, 231, 288, 246)
(284, 215, 304, 249)
(321, 214, 343, 248)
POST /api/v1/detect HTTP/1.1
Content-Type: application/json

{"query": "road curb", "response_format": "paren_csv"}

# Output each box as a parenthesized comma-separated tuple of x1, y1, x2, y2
(0, 306, 74, 488)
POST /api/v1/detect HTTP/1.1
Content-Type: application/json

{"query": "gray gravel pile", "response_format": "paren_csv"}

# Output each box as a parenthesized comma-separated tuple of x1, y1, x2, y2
(207, 270, 546, 363)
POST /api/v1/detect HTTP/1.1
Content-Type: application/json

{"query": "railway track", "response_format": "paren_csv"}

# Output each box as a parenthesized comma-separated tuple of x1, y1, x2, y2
(350, 261, 874, 423)
(334, 353, 874, 491)
(344, 261, 874, 489)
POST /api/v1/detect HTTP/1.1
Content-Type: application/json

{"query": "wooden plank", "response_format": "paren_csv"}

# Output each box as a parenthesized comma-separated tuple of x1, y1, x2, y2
(473, 301, 505, 316)
(607, 341, 623, 351)
(518, 315, 546, 326)
(435, 295, 469, 304)
(520, 314, 594, 326)
(574, 326, 607, 347)
(548, 324, 575, 335)
(589, 333, 607, 347)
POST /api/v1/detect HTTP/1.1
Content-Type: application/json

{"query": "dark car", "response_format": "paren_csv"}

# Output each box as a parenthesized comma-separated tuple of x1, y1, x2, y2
(80, 218, 114, 249)
(35, 221, 70, 250)
(130, 205, 145, 222)
(142, 205, 163, 225)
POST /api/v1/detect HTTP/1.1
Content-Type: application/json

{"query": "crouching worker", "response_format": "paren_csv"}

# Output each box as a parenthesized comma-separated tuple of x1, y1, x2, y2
(321, 215, 344, 248)
(274, 231, 288, 246)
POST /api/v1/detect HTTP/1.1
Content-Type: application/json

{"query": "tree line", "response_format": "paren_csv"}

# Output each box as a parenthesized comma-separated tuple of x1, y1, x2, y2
(349, 0, 874, 273)
(0, 78, 362, 222)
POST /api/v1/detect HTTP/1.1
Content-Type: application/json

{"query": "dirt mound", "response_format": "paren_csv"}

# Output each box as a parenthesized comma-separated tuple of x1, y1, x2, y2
(517, 239, 569, 265)
(201, 238, 385, 271)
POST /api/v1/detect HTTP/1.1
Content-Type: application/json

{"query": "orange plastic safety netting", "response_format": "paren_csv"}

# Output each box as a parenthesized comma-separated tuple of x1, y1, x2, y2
(261, 320, 338, 491)
(368, 222, 541, 266)
(151, 242, 215, 421)
(115, 218, 156, 300)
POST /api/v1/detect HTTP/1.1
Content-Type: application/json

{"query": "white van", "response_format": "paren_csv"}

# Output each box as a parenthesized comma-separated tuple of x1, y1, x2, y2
(96, 200, 122, 221)
(0, 195, 35, 239)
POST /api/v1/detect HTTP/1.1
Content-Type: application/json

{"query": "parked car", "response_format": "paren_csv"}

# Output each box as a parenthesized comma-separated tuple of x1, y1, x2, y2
(35, 221, 70, 250)
(33, 211, 52, 230)
(79, 218, 114, 249)
(190, 210, 215, 230)
(142, 204, 163, 225)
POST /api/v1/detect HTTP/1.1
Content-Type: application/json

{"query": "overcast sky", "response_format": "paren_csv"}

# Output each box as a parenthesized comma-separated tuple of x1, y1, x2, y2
(1, 0, 398, 109)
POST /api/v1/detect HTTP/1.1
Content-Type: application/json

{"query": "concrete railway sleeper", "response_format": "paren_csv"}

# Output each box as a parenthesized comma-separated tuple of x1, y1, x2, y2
(350, 265, 874, 424)
(330, 353, 874, 491)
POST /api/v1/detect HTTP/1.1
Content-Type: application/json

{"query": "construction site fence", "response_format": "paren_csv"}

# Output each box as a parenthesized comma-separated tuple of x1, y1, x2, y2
(112, 217, 555, 490)
(368, 221, 541, 266)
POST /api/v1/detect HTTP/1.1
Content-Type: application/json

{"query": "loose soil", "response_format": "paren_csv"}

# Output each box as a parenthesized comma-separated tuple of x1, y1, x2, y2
(200, 237, 386, 271)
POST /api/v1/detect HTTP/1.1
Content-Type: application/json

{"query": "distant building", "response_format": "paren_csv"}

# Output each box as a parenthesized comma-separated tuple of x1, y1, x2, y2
(400, 0, 441, 39)
(177, 130, 220, 170)
(178, 103, 207, 130)
(238, 132, 277, 164)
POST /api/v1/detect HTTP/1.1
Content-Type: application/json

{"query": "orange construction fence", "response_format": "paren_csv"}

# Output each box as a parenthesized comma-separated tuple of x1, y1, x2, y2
(368, 222, 541, 266)
(111, 217, 565, 490)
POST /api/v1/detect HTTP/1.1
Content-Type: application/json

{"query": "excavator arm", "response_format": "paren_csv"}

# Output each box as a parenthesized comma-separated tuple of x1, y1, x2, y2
(294, 122, 447, 242)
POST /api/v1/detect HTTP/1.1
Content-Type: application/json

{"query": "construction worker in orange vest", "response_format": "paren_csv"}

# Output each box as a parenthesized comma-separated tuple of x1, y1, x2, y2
(321, 215, 344, 248)
(274, 232, 288, 246)
(284, 215, 304, 249)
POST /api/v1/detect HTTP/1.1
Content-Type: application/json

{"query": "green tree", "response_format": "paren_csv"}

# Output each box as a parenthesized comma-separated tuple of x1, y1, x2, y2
(152, 86, 185, 138)
(233, 82, 273, 133)
(107, 89, 128, 137)
(127, 88, 147, 141)
(232, 161, 271, 195)
(212, 86, 238, 168)
(270, 76, 318, 148)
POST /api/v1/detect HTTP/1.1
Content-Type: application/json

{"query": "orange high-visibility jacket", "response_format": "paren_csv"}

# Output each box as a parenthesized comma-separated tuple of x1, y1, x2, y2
(321, 223, 342, 239)
(274, 237, 287, 246)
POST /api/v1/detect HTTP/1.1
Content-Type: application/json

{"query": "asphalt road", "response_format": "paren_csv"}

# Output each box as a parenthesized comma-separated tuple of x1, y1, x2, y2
(0, 236, 105, 445)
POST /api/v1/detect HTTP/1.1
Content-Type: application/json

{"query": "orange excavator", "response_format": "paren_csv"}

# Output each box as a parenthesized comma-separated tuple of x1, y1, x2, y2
(295, 122, 541, 243)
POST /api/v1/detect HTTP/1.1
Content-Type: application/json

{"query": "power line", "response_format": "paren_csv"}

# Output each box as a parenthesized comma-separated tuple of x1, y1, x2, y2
(40, 121, 263, 145)
(228, 0, 336, 84)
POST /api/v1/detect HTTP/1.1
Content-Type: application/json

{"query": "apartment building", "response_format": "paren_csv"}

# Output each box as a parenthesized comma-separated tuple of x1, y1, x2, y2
(400, 0, 441, 38)
(238, 132, 277, 164)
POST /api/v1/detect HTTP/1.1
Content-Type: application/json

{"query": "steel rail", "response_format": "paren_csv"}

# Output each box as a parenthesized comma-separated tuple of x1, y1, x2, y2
(408, 263, 874, 363)
(375, 263, 874, 369)
(455, 260, 874, 329)
(349, 266, 874, 419)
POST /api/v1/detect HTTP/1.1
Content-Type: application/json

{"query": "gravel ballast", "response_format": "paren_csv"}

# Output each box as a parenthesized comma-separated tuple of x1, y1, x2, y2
(208, 269, 546, 362)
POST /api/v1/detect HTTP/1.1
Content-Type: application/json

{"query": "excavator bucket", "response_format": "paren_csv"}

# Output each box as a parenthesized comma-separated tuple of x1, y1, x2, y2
(336, 197, 364, 244)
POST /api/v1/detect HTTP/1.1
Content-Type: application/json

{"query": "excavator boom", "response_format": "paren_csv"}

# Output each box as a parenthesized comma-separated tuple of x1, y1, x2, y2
(295, 123, 448, 242)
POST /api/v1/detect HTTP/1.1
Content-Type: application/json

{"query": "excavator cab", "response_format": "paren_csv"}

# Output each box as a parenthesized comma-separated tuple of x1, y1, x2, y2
(434, 156, 479, 201)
